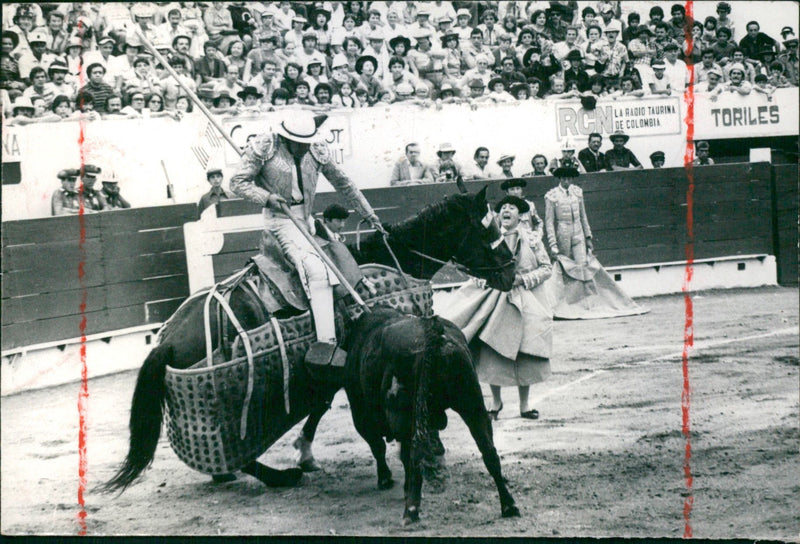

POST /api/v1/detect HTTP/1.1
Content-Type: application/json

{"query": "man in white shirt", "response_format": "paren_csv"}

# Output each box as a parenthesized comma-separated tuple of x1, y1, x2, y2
(662, 42, 688, 93)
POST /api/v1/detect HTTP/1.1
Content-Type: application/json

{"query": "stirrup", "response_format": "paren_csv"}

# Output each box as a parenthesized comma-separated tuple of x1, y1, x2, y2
(305, 341, 347, 368)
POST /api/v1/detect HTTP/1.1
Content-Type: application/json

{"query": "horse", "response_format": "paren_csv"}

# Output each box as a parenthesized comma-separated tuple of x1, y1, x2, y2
(101, 187, 515, 493)
(343, 307, 520, 524)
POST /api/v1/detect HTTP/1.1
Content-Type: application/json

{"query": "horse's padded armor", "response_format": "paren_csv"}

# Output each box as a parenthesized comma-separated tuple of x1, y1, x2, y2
(163, 265, 434, 475)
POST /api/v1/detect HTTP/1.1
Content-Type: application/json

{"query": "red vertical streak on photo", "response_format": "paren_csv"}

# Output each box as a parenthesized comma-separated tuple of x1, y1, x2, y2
(76, 20, 88, 536)
(681, 1, 695, 538)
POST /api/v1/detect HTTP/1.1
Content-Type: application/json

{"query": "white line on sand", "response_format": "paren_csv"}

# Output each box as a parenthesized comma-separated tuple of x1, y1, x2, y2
(537, 327, 798, 402)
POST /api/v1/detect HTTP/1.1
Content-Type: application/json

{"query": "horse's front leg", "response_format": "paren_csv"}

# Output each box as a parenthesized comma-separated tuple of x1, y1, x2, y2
(293, 385, 339, 471)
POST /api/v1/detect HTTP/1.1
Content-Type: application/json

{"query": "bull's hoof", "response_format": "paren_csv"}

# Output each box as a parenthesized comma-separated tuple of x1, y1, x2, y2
(502, 504, 521, 518)
(378, 476, 394, 490)
(211, 473, 237, 483)
(402, 506, 420, 525)
(298, 458, 321, 472)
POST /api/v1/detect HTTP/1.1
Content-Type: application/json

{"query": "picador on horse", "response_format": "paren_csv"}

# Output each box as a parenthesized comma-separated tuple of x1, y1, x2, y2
(229, 111, 386, 367)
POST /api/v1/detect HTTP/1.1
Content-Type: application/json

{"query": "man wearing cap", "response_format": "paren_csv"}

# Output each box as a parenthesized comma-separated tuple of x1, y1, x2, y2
(100, 171, 131, 210)
(544, 166, 592, 259)
(17, 28, 57, 81)
(316, 204, 350, 243)
(434, 142, 463, 179)
(362, 30, 390, 80)
(549, 140, 587, 174)
(82, 35, 121, 86)
(663, 42, 689, 92)
(80, 165, 108, 212)
(647, 60, 671, 95)
(578, 133, 608, 173)
(605, 131, 643, 170)
(692, 141, 714, 166)
(694, 65, 725, 97)
(496, 154, 517, 178)
(47, 60, 76, 99)
(723, 62, 752, 95)
(454, 8, 474, 48)
(501, 178, 544, 244)
(390, 142, 434, 185)
(649, 151, 666, 169)
(599, 20, 628, 87)
(52, 168, 82, 216)
(284, 16, 308, 48)
(230, 111, 385, 362)
(198, 165, 233, 215)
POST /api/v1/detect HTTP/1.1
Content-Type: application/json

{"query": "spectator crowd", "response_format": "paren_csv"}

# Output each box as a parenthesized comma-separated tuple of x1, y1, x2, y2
(2, 1, 798, 124)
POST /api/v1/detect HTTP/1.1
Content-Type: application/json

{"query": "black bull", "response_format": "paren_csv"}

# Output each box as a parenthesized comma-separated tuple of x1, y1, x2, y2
(101, 189, 517, 513)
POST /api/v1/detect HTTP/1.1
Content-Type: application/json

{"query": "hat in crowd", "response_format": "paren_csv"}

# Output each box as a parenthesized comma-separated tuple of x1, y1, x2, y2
(412, 27, 434, 42)
(663, 42, 680, 52)
(197, 82, 215, 99)
(553, 166, 580, 178)
(695, 140, 710, 150)
(305, 58, 324, 71)
(389, 35, 411, 51)
(81, 164, 102, 177)
(501, 178, 527, 191)
(58, 168, 81, 181)
(652, 60, 666, 69)
(610, 130, 629, 143)
(561, 138, 576, 151)
(497, 154, 515, 165)
(494, 195, 530, 214)
(323, 203, 350, 220)
(487, 77, 505, 91)
(637, 26, 654, 36)
(604, 20, 622, 33)
(48, 59, 69, 73)
(650, 150, 666, 161)
(355, 54, 378, 74)
(781, 26, 796, 39)
(707, 66, 724, 78)
(97, 35, 116, 46)
(456, 8, 471, 19)
(437, 15, 454, 25)
(125, 33, 142, 48)
(580, 95, 597, 111)
(313, 8, 332, 23)
(237, 86, 263, 100)
(509, 82, 529, 96)
(292, 16, 308, 25)
(728, 62, 746, 75)
(522, 47, 542, 67)
(206, 165, 223, 177)
(716, 2, 731, 12)
(28, 28, 48, 44)
(416, 5, 431, 16)
(441, 32, 459, 45)
(437, 143, 456, 156)
(331, 52, 349, 70)
(599, 3, 614, 13)
(133, 54, 153, 65)
(758, 46, 776, 57)
(213, 90, 234, 106)
(439, 81, 457, 95)
(131, 3, 155, 17)
(276, 110, 321, 143)
(468, 78, 486, 89)
(66, 36, 84, 49)
(566, 49, 584, 62)
(302, 31, 318, 42)
(12, 96, 34, 115)
(1, 30, 20, 51)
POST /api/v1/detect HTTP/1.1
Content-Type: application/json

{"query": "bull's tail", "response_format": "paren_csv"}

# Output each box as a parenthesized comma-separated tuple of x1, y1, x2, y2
(99, 344, 174, 493)
(413, 316, 445, 483)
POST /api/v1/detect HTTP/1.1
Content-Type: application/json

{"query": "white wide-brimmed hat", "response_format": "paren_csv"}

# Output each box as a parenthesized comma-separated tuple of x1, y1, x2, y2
(276, 111, 319, 143)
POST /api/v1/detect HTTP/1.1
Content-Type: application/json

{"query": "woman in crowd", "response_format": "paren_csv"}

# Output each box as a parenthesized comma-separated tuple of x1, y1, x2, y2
(342, 36, 364, 72)
(354, 54, 383, 105)
(279, 61, 305, 98)
(544, 167, 647, 319)
(407, 28, 443, 81)
(525, 10, 551, 40)
(310, 7, 332, 53)
(225, 39, 247, 78)
(437, 195, 553, 421)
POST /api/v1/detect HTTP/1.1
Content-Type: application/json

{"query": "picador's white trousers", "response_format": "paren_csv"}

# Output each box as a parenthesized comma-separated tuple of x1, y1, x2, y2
(264, 206, 340, 343)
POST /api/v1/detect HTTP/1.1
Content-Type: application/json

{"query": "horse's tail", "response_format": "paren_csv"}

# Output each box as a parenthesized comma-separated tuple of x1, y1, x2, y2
(99, 343, 174, 493)
(413, 316, 445, 482)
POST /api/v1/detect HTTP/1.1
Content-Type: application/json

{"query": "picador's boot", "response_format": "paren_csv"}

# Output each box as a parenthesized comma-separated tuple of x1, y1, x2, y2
(305, 280, 347, 368)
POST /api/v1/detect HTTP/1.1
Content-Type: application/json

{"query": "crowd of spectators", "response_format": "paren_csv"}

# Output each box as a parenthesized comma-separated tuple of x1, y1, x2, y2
(2, 1, 798, 124)
(388, 132, 715, 184)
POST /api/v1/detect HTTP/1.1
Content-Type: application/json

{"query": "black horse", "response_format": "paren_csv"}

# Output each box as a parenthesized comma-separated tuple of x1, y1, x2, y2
(343, 307, 520, 524)
(102, 188, 514, 492)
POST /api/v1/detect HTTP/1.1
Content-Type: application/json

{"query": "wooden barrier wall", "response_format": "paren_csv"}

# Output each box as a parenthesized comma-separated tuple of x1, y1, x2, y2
(0, 162, 788, 352)
(772, 164, 799, 285)
(1, 205, 196, 351)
